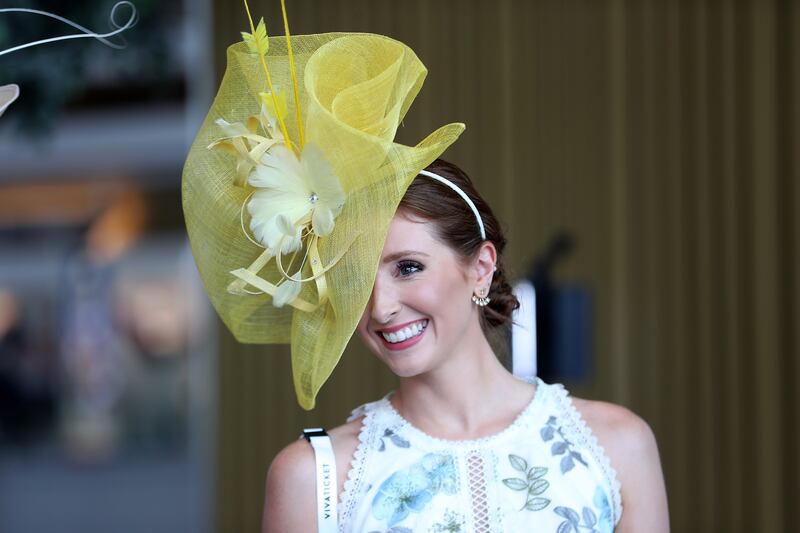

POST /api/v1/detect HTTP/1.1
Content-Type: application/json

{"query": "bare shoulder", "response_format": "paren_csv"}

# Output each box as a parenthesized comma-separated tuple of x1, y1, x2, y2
(571, 396, 670, 532)
(262, 437, 316, 533)
(262, 417, 364, 533)
(571, 397, 656, 460)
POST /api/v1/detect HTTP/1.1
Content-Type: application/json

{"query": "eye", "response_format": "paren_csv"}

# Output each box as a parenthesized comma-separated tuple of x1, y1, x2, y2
(396, 260, 424, 277)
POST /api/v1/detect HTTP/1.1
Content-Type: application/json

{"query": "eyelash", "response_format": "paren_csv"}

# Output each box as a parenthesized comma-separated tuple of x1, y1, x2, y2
(396, 260, 424, 277)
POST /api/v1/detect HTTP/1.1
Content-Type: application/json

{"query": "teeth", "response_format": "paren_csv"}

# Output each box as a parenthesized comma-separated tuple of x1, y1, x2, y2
(381, 320, 427, 344)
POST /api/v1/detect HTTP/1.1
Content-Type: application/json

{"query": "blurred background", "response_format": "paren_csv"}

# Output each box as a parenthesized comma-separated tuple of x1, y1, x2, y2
(0, 0, 797, 532)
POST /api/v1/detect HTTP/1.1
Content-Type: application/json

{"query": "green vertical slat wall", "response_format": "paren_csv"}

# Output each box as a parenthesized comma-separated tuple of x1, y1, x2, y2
(210, 1, 799, 531)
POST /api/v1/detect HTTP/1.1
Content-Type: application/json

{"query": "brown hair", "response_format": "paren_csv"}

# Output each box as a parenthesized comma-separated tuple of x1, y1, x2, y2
(398, 159, 519, 329)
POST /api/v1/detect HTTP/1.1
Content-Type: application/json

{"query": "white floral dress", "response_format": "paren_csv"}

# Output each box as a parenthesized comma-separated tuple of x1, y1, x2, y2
(337, 378, 622, 533)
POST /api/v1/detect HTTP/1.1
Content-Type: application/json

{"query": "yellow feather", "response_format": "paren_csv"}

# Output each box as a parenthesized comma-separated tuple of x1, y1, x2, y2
(242, 0, 294, 154)
(241, 18, 269, 57)
(280, 0, 304, 148)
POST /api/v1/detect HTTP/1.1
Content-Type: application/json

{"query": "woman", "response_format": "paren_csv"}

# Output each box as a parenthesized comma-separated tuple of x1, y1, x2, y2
(263, 160, 670, 532)
(180, 3, 669, 530)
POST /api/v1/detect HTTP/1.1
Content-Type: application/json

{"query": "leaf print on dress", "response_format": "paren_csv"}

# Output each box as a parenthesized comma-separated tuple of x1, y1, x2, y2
(377, 428, 411, 452)
(371, 453, 457, 527)
(502, 454, 551, 512)
(552, 487, 613, 533)
(540, 415, 589, 474)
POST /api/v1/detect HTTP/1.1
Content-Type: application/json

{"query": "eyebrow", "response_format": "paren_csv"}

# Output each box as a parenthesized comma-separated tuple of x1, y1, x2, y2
(382, 251, 430, 264)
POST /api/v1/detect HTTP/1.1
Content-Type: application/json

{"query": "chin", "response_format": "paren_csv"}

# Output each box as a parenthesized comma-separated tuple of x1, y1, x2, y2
(384, 359, 429, 379)
(357, 336, 431, 378)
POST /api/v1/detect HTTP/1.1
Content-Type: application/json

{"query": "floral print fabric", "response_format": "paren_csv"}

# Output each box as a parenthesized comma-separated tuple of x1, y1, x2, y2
(371, 453, 457, 526)
(338, 379, 622, 532)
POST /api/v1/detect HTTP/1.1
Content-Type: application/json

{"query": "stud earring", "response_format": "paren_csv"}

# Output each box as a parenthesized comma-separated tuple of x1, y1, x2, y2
(472, 288, 491, 307)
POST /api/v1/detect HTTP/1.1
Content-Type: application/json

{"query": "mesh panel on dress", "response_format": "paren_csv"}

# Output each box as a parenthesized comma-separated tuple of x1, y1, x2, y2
(467, 450, 492, 533)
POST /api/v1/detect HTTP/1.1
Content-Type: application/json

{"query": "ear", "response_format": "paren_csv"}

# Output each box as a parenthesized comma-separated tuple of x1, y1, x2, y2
(472, 241, 498, 293)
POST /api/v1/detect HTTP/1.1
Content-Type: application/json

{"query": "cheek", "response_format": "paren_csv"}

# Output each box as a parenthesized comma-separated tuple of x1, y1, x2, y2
(432, 270, 469, 303)
(438, 280, 475, 329)
(412, 274, 469, 321)
(415, 284, 442, 310)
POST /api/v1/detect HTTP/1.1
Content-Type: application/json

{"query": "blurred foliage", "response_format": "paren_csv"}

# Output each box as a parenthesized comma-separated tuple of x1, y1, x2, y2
(0, 0, 185, 137)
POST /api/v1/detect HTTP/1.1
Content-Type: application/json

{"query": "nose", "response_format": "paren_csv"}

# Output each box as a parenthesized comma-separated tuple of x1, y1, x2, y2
(369, 274, 401, 325)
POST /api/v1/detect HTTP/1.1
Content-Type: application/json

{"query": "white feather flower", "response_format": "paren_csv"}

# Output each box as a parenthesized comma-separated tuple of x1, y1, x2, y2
(247, 143, 345, 254)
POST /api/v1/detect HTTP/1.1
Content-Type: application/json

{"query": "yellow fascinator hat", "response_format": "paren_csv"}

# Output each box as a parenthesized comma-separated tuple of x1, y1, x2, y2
(182, 2, 464, 409)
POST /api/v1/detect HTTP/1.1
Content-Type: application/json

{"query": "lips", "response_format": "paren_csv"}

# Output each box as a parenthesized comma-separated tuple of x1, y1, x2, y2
(376, 319, 428, 350)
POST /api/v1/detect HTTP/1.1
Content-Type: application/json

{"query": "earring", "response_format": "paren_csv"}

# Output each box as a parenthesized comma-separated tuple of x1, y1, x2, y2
(472, 288, 491, 307)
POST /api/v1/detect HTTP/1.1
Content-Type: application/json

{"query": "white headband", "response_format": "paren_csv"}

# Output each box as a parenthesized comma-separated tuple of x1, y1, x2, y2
(418, 169, 486, 240)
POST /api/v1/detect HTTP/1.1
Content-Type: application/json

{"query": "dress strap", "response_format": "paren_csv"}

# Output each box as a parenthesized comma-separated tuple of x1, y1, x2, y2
(303, 428, 338, 533)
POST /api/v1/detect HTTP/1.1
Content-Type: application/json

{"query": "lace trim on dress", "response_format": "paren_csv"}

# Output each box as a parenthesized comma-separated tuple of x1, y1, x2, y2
(378, 377, 542, 449)
(337, 400, 381, 531)
(550, 383, 624, 525)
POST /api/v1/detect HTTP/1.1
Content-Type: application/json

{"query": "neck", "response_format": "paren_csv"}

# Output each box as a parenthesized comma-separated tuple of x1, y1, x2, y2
(392, 330, 536, 441)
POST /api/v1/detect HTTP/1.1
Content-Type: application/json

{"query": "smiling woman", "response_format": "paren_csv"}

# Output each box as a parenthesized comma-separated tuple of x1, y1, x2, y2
(263, 160, 670, 533)
(179, 2, 668, 531)
(354, 161, 506, 380)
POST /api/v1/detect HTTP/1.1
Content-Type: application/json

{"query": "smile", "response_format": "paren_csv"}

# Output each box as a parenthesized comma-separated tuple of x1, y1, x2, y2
(380, 319, 428, 344)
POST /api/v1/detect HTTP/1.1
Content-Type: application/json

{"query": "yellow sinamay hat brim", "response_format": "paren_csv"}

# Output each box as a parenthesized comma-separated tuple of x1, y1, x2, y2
(182, 33, 464, 409)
